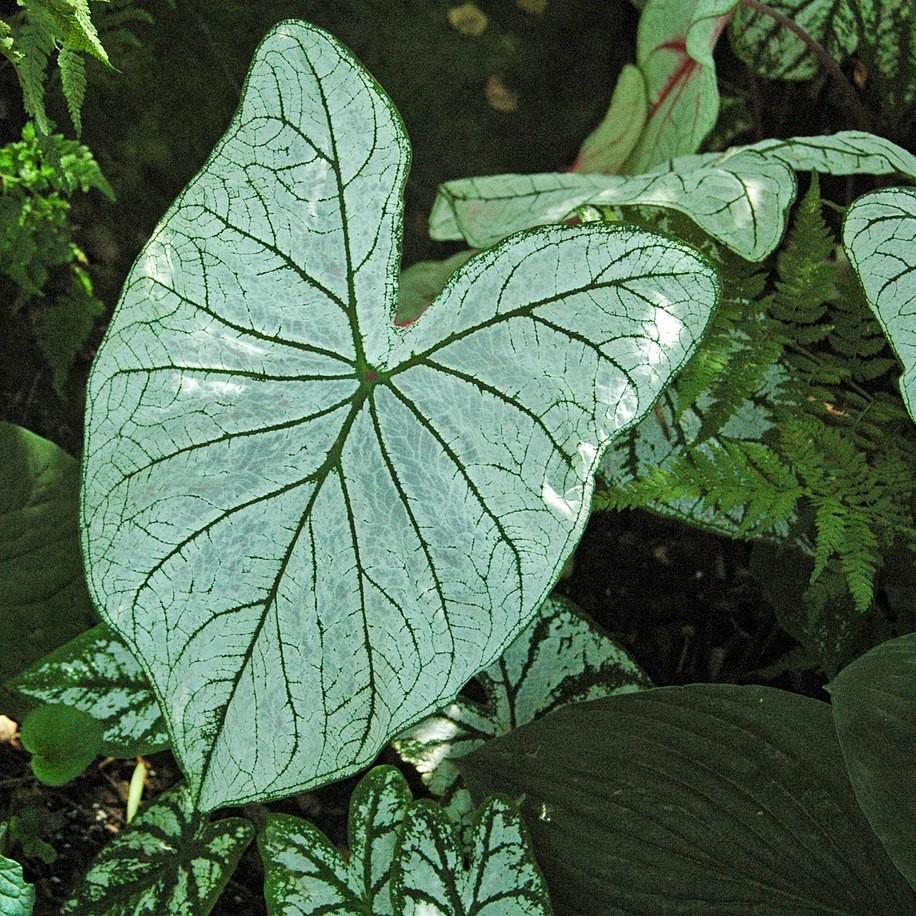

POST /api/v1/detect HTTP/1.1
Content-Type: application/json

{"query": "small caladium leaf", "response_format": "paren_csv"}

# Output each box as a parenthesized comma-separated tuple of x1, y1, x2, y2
(9, 624, 167, 757)
(393, 595, 650, 797)
(843, 187, 916, 422)
(430, 151, 796, 261)
(81, 20, 719, 810)
(686, 0, 740, 67)
(0, 825, 35, 916)
(729, 0, 860, 81)
(571, 64, 647, 175)
(623, 0, 721, 173)
(391, 798, 553, 916)
(0, 424, 96, 695)
(459, 685, 916, 916)
(260, 765, 410, 915)
(62, 785, 253, 915)
(20, 704, 103, 786)
(828, 632, 916, 892)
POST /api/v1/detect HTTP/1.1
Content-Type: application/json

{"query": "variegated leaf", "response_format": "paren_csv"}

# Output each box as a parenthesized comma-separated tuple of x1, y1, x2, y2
(843, 187, 916, 422)
(686, 0, 740, 67)
(260, 766, 410, 916)
(62, 786, 253, 915)
(393, 595, 649, 798)
(9, 624, 167, 757)
(81, 21, 719, 810)
(391, 798, 553, 916)
(0, 825, 34, 916)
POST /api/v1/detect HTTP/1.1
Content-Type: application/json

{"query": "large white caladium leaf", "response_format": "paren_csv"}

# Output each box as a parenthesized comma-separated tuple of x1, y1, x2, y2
(391, 799, 553, 916)
(843, 188, 916, 423)
(0, 825, 34, 916)
(393, 595, 650, 798)
(80, 21, 719, 811)
(430, 151, 796, 261)
(259, 766, 410, 915)
(9, 624, 167, 757)
(62, 786, 253, 915)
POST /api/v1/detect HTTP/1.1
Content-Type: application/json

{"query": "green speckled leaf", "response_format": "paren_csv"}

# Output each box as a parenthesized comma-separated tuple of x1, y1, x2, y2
(430, 151, 796, 261)
(0, 424, 96, 695)
(80, 20, 719, 810)
(259, 765, 410, 915)
(843, 187, 916, 422)
(393, 595, 649, 798)
(828, 632, 916, 891)
(62, 785, 253, 916)
(9, 624, 167, 757)
(0, 826, 34, 916)
(730, 0, 861, 81)
(391, 798, 553, 916)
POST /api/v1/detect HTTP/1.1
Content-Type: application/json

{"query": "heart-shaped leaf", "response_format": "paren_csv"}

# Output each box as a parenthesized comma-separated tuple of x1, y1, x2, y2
(20, 704, 103, 786)
(0, 424, 96, 697)
(828, 631, 916, 892)
(81, 20, 719, 809)
(394, 594, 650, 797)
(260, 765, 410, 915)
(9, 624, 167, 757)
(62, 785, 252, 915)
(459, 685, 916, 915)
(0, 825, 35, 916)
(843, 187, 916, 422)
(391, 798, 553, 916)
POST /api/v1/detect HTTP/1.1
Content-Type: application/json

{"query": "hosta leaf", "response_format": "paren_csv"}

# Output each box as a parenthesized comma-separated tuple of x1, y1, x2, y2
(391, 798, 553, 916)
(459, 685, 916, 916)
(62, 785, 253, 915)
(828, 632, 916, 891)
(729, 0, 860, 81)
(0, 825, 35, 916)
(572, 64, 647, 175)
(430, 151, 796, 261)
(9, 624, 168, 757)
(260, 765, 410, 915)
(843, 187, 916, 422)
(623, 0, 720, 173)
(393, 594, 650, 796)
(0, 424, 96, 698)
(81, 20, 719, 810)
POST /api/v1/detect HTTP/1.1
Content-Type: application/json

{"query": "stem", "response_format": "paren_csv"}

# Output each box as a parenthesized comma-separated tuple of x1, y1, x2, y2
(740, 0, 873, 131)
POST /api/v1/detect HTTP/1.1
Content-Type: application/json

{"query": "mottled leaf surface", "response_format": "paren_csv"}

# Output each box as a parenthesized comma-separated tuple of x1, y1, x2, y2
(460, 686, 916, 916)
(843, 187, 916, 421)
(396, 251, 475, 327)
(0, 424, 96, 695)
(393, 595, 649, 797)
(80, 21, 719, 809)
(430, 151, 795, 261)
(260, 766, 410, 915)
(392, 798, 553, 916)
(9, 624, 167, 757)
(828, 632, 916, 891)
(62, 785, 252, 915)
(0, 826, 34, 916)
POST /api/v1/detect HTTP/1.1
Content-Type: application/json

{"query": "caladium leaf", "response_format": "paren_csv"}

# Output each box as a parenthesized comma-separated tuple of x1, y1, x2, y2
(0, 424, 96, 696)
(828, 632, 916, 892)
(729, 0, 860, 81)
(459, 685, 916, 916)
(80, 20, 719, 809)
(62, 785, 253, 915)
(430, 151, 796, 261)
(686, 0, 740, 67)
(396, 251, 475, 327)
(393, 594, 650, 798)
(571, 64, 647, 175)
(391, 798, 553, 916)
(623, 0, 721, 173)
(843, 187, 916, 422)
(9, 624, 167, 757)
(0, 825, 35, 916)
(260, 765, 410, 915)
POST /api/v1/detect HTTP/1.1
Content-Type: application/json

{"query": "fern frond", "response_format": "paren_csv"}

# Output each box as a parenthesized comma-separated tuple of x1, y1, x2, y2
(10, 12, 56, 133)
(58, 45, 86, 134)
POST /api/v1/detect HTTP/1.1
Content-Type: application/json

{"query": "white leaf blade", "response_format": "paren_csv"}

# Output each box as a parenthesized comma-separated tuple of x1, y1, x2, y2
(843, 187, 916, 421)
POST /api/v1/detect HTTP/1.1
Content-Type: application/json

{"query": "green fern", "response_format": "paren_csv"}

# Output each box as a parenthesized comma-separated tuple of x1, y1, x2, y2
(57, 45, 86, 135)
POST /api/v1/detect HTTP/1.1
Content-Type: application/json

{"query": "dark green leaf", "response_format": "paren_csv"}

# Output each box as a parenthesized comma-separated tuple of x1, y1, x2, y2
(20, 704, 103, 786)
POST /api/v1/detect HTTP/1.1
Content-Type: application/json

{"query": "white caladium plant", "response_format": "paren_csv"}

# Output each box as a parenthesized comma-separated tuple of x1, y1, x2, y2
(259, 765, 553, 916)
(79, 20, 719, 811)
